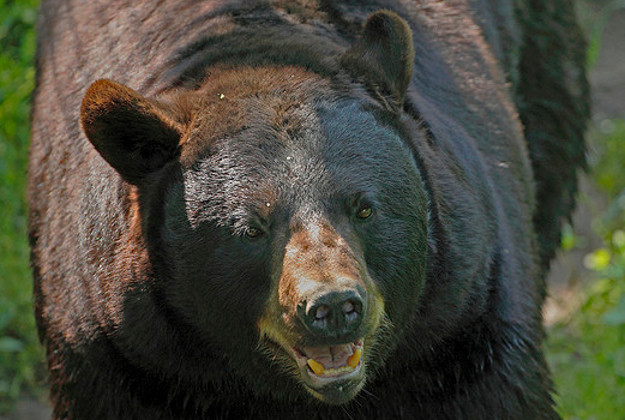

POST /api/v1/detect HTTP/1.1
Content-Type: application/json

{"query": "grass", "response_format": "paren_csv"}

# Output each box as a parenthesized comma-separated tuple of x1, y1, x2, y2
(0, 0, 623, 417)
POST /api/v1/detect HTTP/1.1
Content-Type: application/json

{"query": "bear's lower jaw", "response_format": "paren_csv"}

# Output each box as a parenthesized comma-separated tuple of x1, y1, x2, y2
(292, 340, 366, 405)
(302, 375, 366, 405)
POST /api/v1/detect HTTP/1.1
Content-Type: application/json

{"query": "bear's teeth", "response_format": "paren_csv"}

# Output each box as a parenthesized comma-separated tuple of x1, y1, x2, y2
(304, 342, 364, 377)
(306, 350, 362, 377)
(307, 358, 325, 375)
(322, 365, 354, 375)
(347, 347, 361, 368)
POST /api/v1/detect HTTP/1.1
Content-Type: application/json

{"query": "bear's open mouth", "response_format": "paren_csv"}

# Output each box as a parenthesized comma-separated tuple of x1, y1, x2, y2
(292, 339, 363, 385)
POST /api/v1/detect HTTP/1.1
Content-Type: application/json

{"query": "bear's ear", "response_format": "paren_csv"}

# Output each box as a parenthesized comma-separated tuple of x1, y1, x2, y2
(80, 79, 183, 185)
(341, 11, 415, 112)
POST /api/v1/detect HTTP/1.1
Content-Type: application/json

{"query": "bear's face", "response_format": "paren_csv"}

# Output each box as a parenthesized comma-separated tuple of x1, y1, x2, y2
(148, 67, 428, 404)
(79, 11, 423, 405)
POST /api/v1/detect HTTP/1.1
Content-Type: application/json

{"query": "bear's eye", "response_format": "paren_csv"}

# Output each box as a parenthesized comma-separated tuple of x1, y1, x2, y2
(244, 226, 264, 239)
(356, 206, 374, 220)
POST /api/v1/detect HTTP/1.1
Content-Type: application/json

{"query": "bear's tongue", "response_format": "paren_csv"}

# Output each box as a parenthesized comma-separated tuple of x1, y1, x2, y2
(302, 341, 362, 377)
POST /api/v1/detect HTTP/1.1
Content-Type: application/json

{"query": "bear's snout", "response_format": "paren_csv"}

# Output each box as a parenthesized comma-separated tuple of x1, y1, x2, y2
(299, 287, 366, 340)
(274, 218, 375, 344)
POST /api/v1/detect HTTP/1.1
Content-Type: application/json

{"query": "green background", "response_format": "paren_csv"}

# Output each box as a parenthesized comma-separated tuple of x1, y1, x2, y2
(0, 0, 623, 417)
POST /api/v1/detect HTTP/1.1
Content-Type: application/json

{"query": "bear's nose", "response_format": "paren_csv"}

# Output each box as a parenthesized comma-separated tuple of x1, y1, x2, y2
(301, 289, 365, 339)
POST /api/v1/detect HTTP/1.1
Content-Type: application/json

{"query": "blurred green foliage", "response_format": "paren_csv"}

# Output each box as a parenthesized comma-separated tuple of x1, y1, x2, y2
(543, 7, 625, 419)
(545, 4, 625, 416)
(0, 0, 44, 412)
(547, 122, 625, 419)
(0, 0, 623, 417)
(584, 0, 625, 68)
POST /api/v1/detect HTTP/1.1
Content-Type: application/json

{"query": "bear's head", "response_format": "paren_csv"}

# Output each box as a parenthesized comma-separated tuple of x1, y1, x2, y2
(80, 11, 428, 405)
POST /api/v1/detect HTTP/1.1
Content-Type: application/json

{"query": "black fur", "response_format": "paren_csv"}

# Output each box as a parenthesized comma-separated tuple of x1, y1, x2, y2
(29, 1, 588, 419)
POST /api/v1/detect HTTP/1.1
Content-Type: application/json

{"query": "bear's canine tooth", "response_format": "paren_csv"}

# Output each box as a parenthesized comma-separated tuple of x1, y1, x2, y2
(307, 359, 325, 375)
(347, 347, 361, 368)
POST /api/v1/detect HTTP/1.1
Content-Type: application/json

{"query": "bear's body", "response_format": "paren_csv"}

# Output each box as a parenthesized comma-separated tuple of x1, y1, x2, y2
(29, 1, 588, 419)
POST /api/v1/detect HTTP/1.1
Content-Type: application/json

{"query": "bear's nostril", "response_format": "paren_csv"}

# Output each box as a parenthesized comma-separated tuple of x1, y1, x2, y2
(315, 304, 331, 320)
(342, 301, 354, 315)
(342, 300, 363, 316)
(342, 299, 362, 325)
(303, 291, 366, 338)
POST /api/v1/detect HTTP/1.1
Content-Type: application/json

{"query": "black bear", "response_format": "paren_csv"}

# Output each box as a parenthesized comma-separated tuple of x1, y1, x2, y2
(29, 1, 588, 419)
